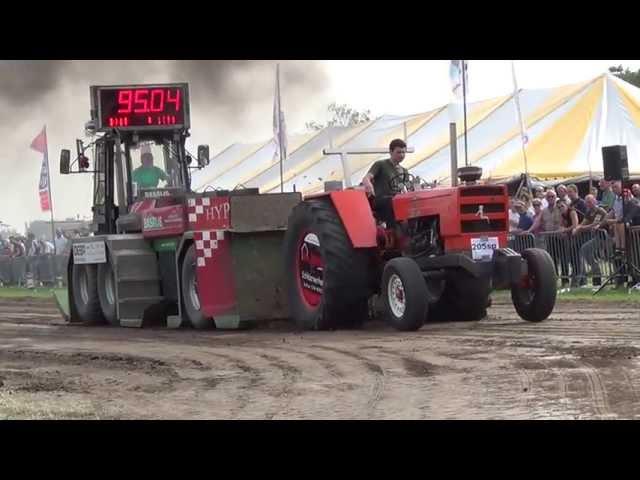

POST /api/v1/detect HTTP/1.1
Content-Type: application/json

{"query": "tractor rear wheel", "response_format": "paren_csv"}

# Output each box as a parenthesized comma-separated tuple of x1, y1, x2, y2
(71, 264, 105, 325)
(97, 259, 119, 326)
(284, 200, 372, 330)
(430, 271, 491, 322)
(381, 257, 428, 331)
(511, 248, 557, 322)
(181, 244, 215, 329)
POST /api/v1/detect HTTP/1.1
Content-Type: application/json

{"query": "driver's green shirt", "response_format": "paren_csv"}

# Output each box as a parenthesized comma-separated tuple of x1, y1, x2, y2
(132, 166, 168, 189)
(367, 158, 408, 197)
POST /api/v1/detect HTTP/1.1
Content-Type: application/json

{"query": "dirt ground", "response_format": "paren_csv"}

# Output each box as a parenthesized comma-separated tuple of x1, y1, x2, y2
(0, 295, 639, 419)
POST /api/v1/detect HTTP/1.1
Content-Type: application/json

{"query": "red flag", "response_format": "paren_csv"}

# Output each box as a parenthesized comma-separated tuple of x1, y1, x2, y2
(31, 126, 47, 154)
(31, 125, 51, 212)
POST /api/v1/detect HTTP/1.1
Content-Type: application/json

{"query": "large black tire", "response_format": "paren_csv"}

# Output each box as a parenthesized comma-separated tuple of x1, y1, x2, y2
(284, 200, 372, 330)
(97, 259, 118, 326)
(381, 257, 428, 331)
(430, 271, 491, 322)
(71, 264, 105, 325)
(181, 244, 215, 329)
(511, 248, 557, 322)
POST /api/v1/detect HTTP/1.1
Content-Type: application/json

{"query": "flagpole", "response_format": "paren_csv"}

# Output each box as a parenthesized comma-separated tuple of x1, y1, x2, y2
(277, 64, 285, 193)
(43, 125, 56, 246)
(511, 61, 529, 176)
(461, 60, 469, 167)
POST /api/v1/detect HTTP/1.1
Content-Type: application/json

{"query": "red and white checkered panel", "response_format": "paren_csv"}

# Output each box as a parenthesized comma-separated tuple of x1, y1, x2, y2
(194, 230, 225, 267)
(187, 197, 211, 224)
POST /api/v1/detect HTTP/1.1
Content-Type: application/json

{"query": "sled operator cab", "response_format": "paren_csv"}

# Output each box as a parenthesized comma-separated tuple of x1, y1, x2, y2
(59, 83, 210, 235)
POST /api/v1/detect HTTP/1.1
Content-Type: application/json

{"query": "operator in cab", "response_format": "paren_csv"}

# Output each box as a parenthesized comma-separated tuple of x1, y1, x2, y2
(132, 152, 169, 190)
(362, 138, 409, 227)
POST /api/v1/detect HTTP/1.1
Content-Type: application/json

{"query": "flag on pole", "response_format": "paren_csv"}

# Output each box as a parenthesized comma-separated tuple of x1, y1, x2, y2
(510, 61, 529, 146)
(30, 126, 51, 212)
(273, 64, 287, 161)
(449, 60, 469, 100)
(448, 60, 469, 121)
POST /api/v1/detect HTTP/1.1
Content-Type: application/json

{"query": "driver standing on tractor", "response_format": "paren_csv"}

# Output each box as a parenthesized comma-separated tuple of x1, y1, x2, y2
(132, 151, 169, 190)
(362, 139, 409, 227)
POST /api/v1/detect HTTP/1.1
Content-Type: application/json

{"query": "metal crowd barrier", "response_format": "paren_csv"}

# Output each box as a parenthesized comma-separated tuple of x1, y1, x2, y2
(0, 254, 69, 287)
(508, 233, 536, 253)
(511, 230, 619, 287)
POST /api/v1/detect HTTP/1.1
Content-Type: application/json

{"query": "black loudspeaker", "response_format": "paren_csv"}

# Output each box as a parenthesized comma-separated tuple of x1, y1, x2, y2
(602, 145, 629, 181)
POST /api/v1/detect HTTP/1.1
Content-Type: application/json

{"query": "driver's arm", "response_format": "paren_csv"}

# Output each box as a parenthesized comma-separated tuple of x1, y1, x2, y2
(363, 161, 381, 196)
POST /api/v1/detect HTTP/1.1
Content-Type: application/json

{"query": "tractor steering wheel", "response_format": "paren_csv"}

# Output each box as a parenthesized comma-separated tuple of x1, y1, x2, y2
(389, 172, 417, 194)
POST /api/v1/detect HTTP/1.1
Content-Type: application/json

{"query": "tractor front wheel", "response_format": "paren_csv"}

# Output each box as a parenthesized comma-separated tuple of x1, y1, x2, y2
(381, 257, 428, 331)
(511, 248, 557, 322)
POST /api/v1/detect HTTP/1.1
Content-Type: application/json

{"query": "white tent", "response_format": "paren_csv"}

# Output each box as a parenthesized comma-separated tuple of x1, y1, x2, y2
(193, 74, 640, 193)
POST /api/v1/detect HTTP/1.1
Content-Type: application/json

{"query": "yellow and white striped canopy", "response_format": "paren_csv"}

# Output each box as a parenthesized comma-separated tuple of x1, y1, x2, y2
(192, 74, 640, 193)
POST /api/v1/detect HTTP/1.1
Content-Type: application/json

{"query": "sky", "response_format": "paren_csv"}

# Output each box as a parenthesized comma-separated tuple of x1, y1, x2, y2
(2, 60, 640, 234)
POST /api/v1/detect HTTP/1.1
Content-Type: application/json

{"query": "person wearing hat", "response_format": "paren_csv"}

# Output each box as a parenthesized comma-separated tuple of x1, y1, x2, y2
(132, 151, 168, 190)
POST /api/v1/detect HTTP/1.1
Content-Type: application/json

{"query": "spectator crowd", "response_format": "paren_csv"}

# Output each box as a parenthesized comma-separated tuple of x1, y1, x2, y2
(509, 179, 640, 290)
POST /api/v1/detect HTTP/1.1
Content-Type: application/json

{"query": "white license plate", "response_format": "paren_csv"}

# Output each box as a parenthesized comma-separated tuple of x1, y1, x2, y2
(72, 241, 106, 264)
(470, 236, 499, 261)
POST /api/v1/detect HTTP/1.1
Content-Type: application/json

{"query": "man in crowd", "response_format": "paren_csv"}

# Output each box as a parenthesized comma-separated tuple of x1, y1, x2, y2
(556, 184, 571, 206)
(39, 236, 55, 255)
(598, 179, 616, 210)
(530, 189, 563, 234)
(533, 186, 549, 209)
(632, 183, 640, 201)
(526, 198, 544, 234)
(530, 189, 570, 285)
(567, 184, 587, 220)
(54, 229, 68, 256)
(574, 194, 610, 287)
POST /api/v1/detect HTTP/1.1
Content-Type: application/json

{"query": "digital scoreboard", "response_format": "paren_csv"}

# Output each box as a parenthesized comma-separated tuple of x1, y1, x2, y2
(91, 83, 190, 131)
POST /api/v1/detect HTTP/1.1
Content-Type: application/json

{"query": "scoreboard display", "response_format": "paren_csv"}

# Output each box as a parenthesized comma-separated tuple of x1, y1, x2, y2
(91, 83, 190, 131)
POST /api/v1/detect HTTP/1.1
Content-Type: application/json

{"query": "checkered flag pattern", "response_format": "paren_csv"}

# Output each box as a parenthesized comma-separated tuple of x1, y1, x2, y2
(194, 230, 225, 267)
(187, 196, 211, 224)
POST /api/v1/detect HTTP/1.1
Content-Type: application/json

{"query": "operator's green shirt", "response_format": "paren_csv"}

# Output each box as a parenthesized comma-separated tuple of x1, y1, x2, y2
(132, 166, 168, 189)
(367, 158, 408, 197)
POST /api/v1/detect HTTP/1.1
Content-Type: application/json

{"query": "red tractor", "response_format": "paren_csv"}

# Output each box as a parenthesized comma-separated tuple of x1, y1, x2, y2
(283, 166, 557, 331)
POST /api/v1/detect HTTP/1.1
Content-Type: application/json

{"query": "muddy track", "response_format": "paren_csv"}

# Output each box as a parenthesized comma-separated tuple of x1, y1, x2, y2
(1, 298, 640, 418)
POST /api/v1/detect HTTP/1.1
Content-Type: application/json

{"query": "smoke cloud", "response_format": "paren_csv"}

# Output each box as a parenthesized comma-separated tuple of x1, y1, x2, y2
(0, 60, 330, 233)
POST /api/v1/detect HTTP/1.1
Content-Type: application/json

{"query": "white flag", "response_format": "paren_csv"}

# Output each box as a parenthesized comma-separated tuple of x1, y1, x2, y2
(273, 64, 287, 161)
(511, 61, 529, 145)
(449, 60, 468, 100)
(448, 60, 468, 122)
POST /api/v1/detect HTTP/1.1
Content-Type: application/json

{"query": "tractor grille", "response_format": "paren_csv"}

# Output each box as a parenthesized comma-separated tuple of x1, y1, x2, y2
(462, 220, 507, 233)
(459, 186, 505, 197)
(460, 203, 505, 214)
(461, 219, 506, 233)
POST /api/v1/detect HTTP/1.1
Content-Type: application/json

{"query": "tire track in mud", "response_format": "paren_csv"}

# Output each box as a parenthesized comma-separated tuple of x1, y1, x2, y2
(202, 351, 265, 418)
(257, 352, 302, 420)
(310, 344, 385, 418)
(564, 359, 611, 418)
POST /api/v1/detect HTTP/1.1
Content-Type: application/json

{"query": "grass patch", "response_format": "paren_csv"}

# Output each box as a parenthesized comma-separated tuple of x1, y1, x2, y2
(494, 287, 640, 303)
(0, 287, 66, 299)
(0, 391, 105, 420)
